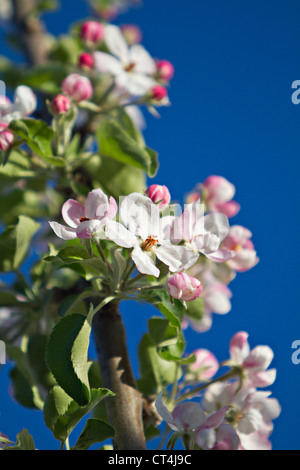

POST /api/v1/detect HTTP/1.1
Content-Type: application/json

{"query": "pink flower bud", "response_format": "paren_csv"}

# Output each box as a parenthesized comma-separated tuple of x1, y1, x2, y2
(145, 184, 171, 209)
(168, 273, 203, 302)
(156, 60, 175, 81)
(62, 74, 93, 102)
(202, 175, 240, 218)
(78, 52, 95, 70)
(0, 122, 14, 151)
(51, 94, 72, 115)
(121, 24, 143, 45)
(151, 85, 168, 101)
(80, 21, 104, 44)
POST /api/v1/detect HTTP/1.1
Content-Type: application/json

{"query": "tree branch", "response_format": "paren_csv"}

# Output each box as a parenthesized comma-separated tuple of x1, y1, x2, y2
(12, 0, 49, 66)
(93, 301, 146, 450)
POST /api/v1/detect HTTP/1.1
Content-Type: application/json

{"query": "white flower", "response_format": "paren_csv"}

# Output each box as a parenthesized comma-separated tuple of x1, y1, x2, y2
(0, 86, 37, 124)
(105, 193, 199, 277)
(94, 25, 157, 97)
(168, 202, 235, 263)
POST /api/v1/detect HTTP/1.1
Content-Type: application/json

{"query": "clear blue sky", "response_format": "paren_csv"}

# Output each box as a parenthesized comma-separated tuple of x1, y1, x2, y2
(0, 0, 300, 450)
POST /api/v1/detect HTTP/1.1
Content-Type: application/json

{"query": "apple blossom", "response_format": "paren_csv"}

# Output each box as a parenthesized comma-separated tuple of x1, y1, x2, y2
(210, 423, 240, 450)
(145, 184, 171, 209)
(0, 85, 37, 124)
(78, 52, 95, 70)
(93, 25, 157, 97)
(51, 94, 72, 115)
(168, 202, 236, 263)
(202, 381, 281, 450)
(185, 348, 219, 382)
(155, 393, 207, 432)
(228, 331, 277, 388)
(0, 122, 14, 151)
(80, 21, 105, 44)
(49, 188, 117, 240)
(222, 225, 259, 272)
(62, 74, 93, 102)
(167, 273, 203, 302)
(185, 270, 232, 332)
(105, 193, 199, 277)
(202, 175, 240, 218)
(156, 59, 175, 82)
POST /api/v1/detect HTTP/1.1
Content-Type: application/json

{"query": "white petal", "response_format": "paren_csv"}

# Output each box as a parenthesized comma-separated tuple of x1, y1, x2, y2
(13, 86, 37, 116)
(76, 220, 101, 239)
(195, 213, 230, 242)
(116, 72, 156, 97)
(129, 44, 157, 75)
(155, 392, 175, 428)
(120, 193, 160, 239)
(156, 242, 199, 272)
(85, 188, 109, 220)
(93, 51, 123, 76)
(48, 221, 77, 240)
(131, 245, 160, 277)
(104, 25, 129, 62)
(105, 219, 137, 248)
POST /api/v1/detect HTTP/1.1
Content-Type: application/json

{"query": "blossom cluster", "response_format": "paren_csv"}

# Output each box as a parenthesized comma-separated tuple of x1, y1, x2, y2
(155, 332, 280, 450)
(50, 21, 174, 123)
(49, 175, 259, 333)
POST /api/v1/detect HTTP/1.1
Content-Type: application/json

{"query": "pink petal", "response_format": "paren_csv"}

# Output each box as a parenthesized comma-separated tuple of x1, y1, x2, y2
(61, 199, 85, 228)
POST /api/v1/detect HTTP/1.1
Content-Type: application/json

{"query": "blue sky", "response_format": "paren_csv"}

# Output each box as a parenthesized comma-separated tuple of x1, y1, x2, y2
(1, 0, 300, 450)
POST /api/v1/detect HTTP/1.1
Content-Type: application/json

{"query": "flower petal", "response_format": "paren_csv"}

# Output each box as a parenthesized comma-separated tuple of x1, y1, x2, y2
(120, 193, 160, 239)
(85, 188, 108, 220)
(104, 25, 129, 62)
(13, 85, 37, 116)
(76, 220, 101, 239)
(105, 219, 137, 248)
(129, 44, 157, 75)
(61, 199, 85, 228)
(48, 222, 77, 240)
(93, 51, 123, 76)
(156, 242, 199, 272)
(131, 245, 160, 277)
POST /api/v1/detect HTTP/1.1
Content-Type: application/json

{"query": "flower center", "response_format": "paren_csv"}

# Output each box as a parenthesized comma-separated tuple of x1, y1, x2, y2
(80, 217, 91, 222)
(141, 236, 159, 252)
(125, 62, 136, 72)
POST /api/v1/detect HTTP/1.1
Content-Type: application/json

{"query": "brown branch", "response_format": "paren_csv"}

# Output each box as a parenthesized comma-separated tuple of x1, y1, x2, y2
(93, 301, 146, 450)
(12, 0, 49, 66)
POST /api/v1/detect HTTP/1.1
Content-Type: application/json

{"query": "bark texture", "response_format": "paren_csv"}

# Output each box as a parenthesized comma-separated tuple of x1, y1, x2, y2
(93, 302, 146, 450)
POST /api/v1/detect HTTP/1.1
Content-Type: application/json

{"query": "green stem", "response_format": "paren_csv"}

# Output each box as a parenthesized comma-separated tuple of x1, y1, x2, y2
(175, 369, 239, 404)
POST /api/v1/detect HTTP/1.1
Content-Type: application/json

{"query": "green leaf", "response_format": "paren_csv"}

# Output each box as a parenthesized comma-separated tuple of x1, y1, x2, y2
(6, 429, 36, 450)
(86, 155, 146, 199)
(45, 245, 107, 280)
(14, 215, 40, 269)
(158, 348, 196, 365)
(73, 418, 115, 450)
(137, 333, 178, 395)
(145, 146, 159, 178)
(148, 318, 178, 347)
(43, 386, 114, 443)
(151, 290, 186, 329)
(46, 307, 94, 406)
(185, 296, 205, 322)
(96, 119, 152, 173)
(9, 119, 65, 166)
